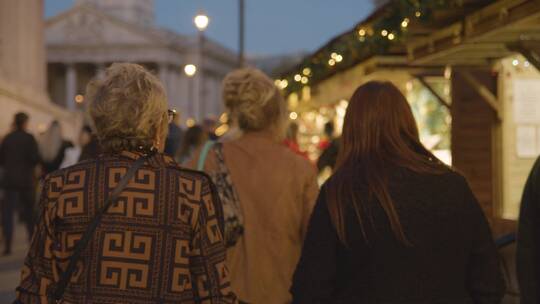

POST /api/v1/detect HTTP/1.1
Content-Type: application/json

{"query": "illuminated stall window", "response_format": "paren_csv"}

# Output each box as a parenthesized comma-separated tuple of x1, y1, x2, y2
(406, 77, 452, 165)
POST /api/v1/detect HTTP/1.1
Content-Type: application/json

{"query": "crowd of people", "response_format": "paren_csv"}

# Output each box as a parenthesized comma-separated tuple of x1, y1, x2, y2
(0, 62, 536, 303)
(0, 114, 100, 256)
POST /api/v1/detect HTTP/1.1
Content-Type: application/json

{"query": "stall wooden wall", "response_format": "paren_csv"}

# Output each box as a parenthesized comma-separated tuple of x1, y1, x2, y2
(451, 69, 498, 218)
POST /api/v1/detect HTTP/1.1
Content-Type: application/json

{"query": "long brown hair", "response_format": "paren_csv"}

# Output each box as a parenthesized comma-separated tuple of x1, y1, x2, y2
(326, 81, 446, 245)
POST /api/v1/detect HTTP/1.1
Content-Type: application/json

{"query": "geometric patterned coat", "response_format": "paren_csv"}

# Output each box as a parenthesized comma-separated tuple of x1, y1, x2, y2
(16, 151, 237, 303)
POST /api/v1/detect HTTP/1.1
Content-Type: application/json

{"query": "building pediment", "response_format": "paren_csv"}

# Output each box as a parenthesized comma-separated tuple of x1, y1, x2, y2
(46, 5, 161, 47)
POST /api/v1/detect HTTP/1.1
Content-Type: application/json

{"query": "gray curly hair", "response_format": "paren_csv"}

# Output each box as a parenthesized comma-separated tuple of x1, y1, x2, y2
(86, 63, 168, 153)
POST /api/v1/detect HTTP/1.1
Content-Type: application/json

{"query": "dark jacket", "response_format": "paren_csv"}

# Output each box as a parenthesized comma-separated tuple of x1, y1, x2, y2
(164, 123, 183, 157)
(0, 129, 40, 188)
(317, 138, 339, 172)
(16, 151, 237, 303)
(291, 168, 505, 304)
(516, 157, 540, 304)
(78, 136, 101, 162)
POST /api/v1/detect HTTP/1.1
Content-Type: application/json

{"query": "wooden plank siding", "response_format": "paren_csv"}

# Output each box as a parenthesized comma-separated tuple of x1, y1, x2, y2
(451, 69, 498, 220)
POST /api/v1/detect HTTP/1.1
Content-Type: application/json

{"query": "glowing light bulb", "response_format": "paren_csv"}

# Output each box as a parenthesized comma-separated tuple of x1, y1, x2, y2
(75, 94, 84, 103)
(328, 59, 336, 66)
(194, 14, 209, 31)
(184, 64, 197, 77)
(381, 30, 388, 37)
(358, 28, 366, 36)
(301, 76, 309, 84)
(302, 67, 311, 76)
(289, 112, 298, 120)
(388, 33, 395, 40)
(401, 18, 409, 28)
(294, 74, 302, 82)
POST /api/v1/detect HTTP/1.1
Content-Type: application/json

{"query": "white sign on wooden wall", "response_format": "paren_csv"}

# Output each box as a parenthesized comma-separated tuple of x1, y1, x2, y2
(514, 78, 540, 158)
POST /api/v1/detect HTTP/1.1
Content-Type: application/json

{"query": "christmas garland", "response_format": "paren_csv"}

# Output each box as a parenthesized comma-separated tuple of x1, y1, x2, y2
(279, 0, 466, 95)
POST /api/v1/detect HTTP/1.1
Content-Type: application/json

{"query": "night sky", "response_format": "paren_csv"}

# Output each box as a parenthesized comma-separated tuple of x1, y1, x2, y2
(45, 0, 375, 56)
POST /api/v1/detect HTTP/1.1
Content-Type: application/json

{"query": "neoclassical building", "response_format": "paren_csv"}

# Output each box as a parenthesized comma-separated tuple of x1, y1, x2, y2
(46, 0, 239, 122)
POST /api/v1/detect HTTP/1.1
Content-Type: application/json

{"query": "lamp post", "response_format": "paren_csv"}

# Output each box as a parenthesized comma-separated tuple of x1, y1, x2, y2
(238, 0, 245, 67)
(184, 64, 197, 121)
(194, 12, 209, 121)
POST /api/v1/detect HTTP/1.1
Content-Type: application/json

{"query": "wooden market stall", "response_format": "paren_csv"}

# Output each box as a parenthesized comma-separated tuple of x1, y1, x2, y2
(282, 0, 540, 234)
(408, 0, 540, 232)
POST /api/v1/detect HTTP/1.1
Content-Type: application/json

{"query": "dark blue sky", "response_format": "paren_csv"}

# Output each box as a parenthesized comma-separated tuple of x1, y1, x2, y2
(45, 0, 375, 56)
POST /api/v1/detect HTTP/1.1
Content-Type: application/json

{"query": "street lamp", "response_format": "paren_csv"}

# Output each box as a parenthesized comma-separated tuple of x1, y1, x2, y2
(193, 12, 209, 121)
(194, 13, 209, 31)
(184, 64, 197, 77)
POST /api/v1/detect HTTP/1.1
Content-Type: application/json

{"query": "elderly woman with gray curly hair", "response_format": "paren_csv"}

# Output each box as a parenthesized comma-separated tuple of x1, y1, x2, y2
(15, 63, 237, 303)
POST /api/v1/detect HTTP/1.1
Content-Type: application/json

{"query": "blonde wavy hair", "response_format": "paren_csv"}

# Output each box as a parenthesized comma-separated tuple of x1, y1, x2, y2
(222, 68, 286, 137)
(86, 63, 168, 153)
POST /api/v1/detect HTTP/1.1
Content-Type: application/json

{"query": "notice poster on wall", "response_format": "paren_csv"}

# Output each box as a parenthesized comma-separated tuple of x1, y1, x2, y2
(513, 78, 540, 124)
(514, 79, 540, 158)
(514, 78, 540, 124)
(516, 126, 537, 158)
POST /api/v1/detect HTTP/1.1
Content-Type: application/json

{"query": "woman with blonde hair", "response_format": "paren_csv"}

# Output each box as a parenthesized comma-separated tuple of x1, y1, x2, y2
(191, 68, 318, 303)
(38, 120, 73, 175)
(15, 63, 236, 303)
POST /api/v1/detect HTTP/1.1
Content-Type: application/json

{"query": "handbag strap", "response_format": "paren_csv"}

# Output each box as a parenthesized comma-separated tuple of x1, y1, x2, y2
(49, 154, 149, 302)
(197, 140, 216, 171)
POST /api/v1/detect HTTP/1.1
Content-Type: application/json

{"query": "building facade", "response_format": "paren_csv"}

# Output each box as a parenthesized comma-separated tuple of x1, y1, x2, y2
(0, 0, 79, 139)
(46, 0, 238, 123)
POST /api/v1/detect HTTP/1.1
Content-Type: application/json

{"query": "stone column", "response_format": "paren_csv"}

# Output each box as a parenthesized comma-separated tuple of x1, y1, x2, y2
(158, 63, 168, 87)
(0, 0, 47, 95)
(65, 63, 77, 110)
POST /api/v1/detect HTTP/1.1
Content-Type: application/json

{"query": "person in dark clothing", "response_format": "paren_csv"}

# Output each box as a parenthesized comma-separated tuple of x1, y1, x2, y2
(177, 125, 207, 164)
(516, 156, 540, 304)
(37, 120, 73, 175)
(317, 121, 340, 172)
(78, 125, 102, 162)
(316, 137, 339, 172)
(0, 112, 40, 255)
(291, 81, 505, 304)
(164, 109, 184, 157)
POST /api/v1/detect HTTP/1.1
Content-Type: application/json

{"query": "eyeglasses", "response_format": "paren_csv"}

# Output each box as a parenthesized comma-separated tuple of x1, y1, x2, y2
(167, 109, 177, 123)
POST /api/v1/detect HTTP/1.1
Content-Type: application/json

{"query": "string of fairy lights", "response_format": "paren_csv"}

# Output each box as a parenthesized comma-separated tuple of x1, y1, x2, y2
(277, 0, 466, 95)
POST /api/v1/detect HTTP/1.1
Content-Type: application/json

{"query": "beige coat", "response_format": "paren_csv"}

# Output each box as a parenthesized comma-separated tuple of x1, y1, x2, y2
(190, 131, 319, 304)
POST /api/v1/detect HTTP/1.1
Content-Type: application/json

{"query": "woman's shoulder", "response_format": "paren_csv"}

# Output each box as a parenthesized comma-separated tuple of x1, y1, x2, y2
(164, 159, 214, 187)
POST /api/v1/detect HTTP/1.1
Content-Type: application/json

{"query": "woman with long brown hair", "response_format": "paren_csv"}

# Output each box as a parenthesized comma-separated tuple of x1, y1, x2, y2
(291, 81, 505, 303)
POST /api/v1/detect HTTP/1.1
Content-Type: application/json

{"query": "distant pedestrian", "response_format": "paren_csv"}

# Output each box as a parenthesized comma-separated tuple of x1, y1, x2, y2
(78, 125, 102, 162)
(37, 120, 73, 175)
(291, 81, 505, 303)
(15, 63, 236, 302)
(177, 125, 207, 164)
(316, 121, 339, 172)
(0, 112, 40, 255)
(283, 122, 309, 160)
(163, 109, 183, 157)
(203, 117, 219, 140)
(60, 125, 93, 168)
(516, 156, 540, 303)
(192, 68, 318, 303)
(317, 121, 334, 151)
